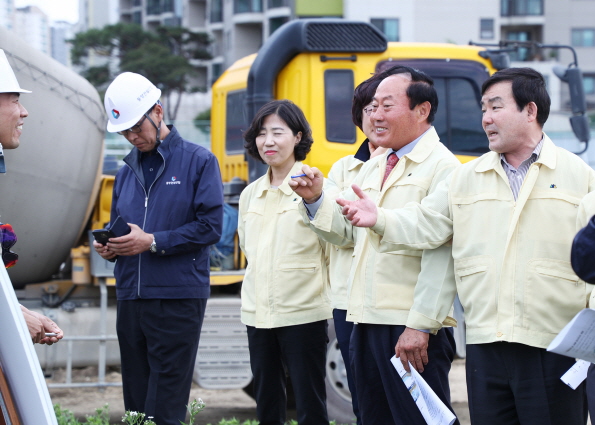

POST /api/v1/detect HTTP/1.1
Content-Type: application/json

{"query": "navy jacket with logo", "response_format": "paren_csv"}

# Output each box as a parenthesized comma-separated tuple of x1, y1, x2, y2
(572, 215, 595, 284)
(110, 126, 224, 300)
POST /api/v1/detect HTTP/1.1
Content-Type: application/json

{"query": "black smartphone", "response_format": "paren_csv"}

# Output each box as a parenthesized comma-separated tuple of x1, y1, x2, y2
(92, 229, 116, 246)
(92, 216, 131, 245)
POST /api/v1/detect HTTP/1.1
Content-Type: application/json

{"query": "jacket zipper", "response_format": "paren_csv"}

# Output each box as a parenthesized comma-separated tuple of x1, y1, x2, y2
(126, 150, 166, 298)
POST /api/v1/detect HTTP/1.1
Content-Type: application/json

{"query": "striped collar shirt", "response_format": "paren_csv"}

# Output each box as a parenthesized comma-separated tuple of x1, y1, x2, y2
(500, 137, 544, 200)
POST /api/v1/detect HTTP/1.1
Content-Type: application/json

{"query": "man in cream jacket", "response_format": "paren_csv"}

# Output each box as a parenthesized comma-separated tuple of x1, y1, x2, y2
(289, 66, 460, 425)
(338, 67, 595, 425)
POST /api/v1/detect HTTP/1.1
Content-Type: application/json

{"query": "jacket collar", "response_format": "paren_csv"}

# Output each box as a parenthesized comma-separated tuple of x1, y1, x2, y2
(124, 125, 178, 166)
(354, 139, 372, 162)
(253, 161, 303, 198)
(390, 126, 439, 165)
(474, 132, 556, 173)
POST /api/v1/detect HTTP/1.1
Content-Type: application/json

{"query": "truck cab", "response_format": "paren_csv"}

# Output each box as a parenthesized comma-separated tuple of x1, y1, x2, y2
(211, 19, 501, 191)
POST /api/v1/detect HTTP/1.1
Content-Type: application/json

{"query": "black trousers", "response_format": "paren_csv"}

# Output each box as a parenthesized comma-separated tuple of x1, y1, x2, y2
(246, 321, 329, 425)
(466, 342, 587, 425)
(332, 309, 361, 425)
(116, 298, 207, 425)
(350, 323, 458, 425)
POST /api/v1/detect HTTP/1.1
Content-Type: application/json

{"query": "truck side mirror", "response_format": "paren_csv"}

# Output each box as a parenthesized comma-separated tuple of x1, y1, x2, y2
(553, 65, 590, 148)
(554, 66, 587, 115)
(570, 115, 590, 144)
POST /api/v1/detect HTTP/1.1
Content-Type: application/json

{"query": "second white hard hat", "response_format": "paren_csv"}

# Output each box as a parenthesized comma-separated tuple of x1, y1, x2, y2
(0, 49, 31, 94)
(104, 72, 162, 133)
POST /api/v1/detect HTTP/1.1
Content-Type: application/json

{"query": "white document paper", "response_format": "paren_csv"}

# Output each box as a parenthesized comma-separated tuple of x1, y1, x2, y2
(561, 360, 591, 390)
(391, 355, 456, 425)
(547, 308, 595, 363)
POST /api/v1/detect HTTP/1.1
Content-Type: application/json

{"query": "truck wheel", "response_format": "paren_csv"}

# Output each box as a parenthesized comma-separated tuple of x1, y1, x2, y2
(325, 319, 357, 424)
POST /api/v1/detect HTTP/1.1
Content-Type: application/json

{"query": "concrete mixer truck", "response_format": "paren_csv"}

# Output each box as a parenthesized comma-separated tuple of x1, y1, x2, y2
(1, 19, 591, 424)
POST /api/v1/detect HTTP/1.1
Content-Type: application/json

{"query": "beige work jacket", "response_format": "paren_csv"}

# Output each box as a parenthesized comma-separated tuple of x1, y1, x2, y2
(238, 161, 331, 328)
(301, 127, 459, 327)
(325, 155, 364, 310)
(370, 134, 595, 348)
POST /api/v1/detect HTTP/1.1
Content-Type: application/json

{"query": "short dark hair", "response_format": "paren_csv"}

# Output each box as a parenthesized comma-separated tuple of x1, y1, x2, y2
(481, 67, 550, 127)
(352, 75, 384, 130)
(243, 100, 314, 163)
(360, 65, 438, 123)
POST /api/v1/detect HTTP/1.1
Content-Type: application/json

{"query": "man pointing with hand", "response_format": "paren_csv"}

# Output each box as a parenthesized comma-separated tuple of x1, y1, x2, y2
(290, 66, 460, 425)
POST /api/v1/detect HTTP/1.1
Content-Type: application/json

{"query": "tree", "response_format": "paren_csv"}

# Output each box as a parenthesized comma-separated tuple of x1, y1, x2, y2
(70, 23, 211, 120)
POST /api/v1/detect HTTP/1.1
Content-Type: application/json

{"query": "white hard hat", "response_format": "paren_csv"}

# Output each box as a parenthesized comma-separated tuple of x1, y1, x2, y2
(104, 72, 162, 133)
(0, 49, 31, 94)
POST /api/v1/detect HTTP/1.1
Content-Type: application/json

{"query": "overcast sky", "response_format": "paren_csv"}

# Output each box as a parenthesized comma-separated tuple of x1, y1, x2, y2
(14, 0, 78, 24)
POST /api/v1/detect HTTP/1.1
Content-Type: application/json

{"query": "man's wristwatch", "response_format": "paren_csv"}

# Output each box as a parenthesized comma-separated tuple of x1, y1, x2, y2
(149, 237, 157, 253)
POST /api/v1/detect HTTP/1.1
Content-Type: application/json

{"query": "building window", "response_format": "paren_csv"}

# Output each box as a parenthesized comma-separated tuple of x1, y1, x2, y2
(501, 0, 543, 16)
(234, 0, 263, 14)
(325, 70, 356, 144)
(584, 74, 595, 94)
(506, 31, 531, 60)
(268, 0, 287, 7)
(572, 29, 595, 47)
(163, 0, 175, 12)
(269, 16, 288, 35)
(480, 19, 494, 39)
(133, 0, 142, 6)
(211, 0, 223, 22)
(370, 18, 399, 42)
(132, 11, 142, 24)
(147, 0, 161, 15)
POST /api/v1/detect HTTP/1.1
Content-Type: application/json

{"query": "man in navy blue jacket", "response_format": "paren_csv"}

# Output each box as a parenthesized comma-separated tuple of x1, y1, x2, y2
(572, 193, 595, 285)
(93, 72, 223, 425)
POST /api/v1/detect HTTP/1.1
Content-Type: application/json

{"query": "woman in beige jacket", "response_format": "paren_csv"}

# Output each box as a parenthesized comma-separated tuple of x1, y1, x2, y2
(239, 100, 331, 425)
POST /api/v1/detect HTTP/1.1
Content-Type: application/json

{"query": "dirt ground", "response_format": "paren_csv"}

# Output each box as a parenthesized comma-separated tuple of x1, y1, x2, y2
(47, 367, 258, 424)
(47, 360, 471, 425)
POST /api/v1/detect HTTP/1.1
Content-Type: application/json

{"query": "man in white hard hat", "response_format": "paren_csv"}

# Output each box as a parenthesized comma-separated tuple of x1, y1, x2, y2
(93, 72, 224, 425)
(0, 49, 63, 345)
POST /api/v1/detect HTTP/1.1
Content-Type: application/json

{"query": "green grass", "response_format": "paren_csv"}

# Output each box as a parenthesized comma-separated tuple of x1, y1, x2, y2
(54, 404, 354, 425)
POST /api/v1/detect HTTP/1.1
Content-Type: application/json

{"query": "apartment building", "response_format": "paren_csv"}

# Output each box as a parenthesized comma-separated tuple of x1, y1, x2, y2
(13, 5, 51, 55)
(114, 0, 595, 124)
(51, 21, 76, 66)
(0, 0, 15, 30)
(78, 0, 119, 32)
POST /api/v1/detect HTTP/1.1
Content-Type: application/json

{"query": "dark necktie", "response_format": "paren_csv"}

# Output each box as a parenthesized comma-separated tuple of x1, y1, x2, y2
(382, 152, 399, 188)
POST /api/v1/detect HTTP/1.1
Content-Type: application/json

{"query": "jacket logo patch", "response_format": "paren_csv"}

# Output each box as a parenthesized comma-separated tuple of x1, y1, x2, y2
(166, 176, 181, 185)
(550, 184, 557, 188)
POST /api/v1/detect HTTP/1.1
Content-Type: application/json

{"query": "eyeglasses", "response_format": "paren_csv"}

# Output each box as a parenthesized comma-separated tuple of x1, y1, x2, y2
(0, 223, 18, 269)
(363, 105, 378, 116)
(117, 114, 148, 136)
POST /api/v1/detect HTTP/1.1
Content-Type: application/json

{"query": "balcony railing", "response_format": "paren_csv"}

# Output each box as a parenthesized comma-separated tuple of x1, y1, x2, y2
(234, 0, 263, 14)
(501, 0, 543, 16)
(147, 0, 175, 15)
(268, 0, 288, 8)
